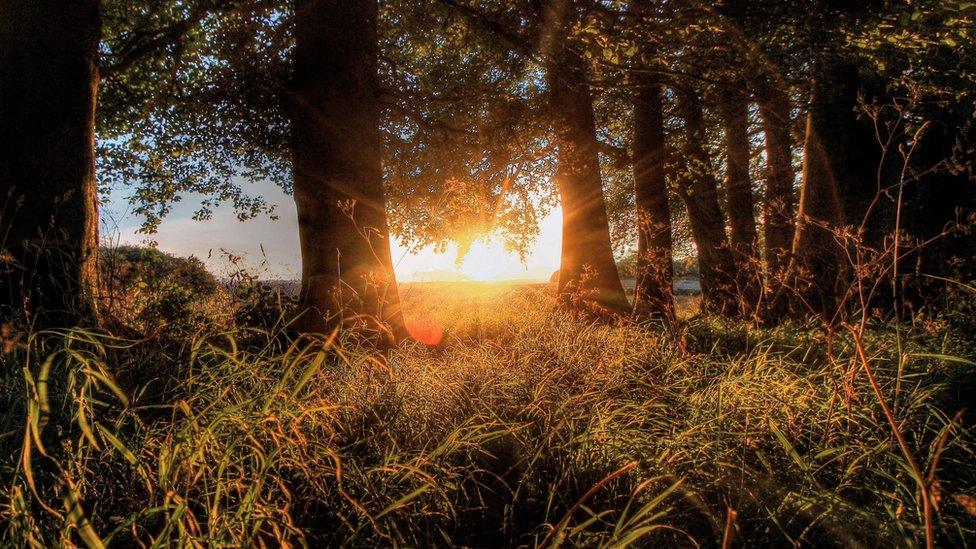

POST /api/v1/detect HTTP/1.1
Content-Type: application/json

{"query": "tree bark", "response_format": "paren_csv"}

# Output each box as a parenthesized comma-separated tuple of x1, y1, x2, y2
(632, 76, 675, 321)
(675, 89, 739, 317)
(720, 91, 762, 317)
(545, 17, 628, 314)
(0, 0, 101, 326)
(756, 82, 796, 280)
(289, 0, 406, 341)
(823, 62, 888, 243)
(788, 74, 847, 319)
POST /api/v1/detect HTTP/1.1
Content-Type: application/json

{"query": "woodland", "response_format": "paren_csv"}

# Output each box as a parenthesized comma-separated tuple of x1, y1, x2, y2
(2, 0, 976, 547)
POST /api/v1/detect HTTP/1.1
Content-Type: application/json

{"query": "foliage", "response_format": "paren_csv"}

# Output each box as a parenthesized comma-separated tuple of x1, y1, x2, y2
(381, 0, 556, 259)
(98, 0, 289, 233)
(100, 246, 228, 337)
(90, 0, 976, 275)
(98, 245, 300, 342)
(2, 283, 974, 546)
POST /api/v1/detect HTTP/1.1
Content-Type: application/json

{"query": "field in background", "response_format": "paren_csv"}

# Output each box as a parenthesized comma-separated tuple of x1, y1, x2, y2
(2, 283, 974, 547)
(400, 278, 703, 316)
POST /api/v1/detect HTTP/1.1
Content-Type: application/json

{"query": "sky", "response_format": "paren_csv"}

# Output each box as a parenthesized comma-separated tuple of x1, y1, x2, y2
(102, 179, 562, 282)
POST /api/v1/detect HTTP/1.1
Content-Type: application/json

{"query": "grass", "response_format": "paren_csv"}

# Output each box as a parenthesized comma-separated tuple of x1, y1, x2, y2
(2, 282, 975, 547)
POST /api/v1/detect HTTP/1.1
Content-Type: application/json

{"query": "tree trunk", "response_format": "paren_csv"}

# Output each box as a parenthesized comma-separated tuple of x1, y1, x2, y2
(756, 82, 796, 280)
(632, 76, 675, 321)
(546, 28, 628, 314)
(755, 80, 795, 323)
(822, 62, 889, 244)
(289, 0, 406, 341)
(675, 89, 739, 317)
(0, 0, 101, 326)
(720, 92, 762, 317)
(788, 75, 847, 319)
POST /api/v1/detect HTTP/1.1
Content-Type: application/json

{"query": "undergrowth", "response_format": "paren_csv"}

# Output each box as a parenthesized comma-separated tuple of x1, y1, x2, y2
(1, 283, 975, 547)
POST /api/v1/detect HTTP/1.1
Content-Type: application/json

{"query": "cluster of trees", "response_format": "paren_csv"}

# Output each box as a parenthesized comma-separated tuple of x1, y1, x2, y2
(2, 0, 974, 337)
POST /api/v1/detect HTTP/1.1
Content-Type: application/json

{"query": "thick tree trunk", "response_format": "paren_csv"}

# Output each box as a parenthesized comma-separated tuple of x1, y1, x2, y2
(675, 89, 739, 317)
(756, 82, 796, 280)
(788, 76, 847, 319)
(546, 35, 628, 314)
(720, 92, 762, 317)
(290, 0, 406, 340)
(632, 78, 675, 321)
(822, 62, 889, 244)
(0, 0, 101, 326)
(786, 59, 897, 321)
(787, 60, 888, 321)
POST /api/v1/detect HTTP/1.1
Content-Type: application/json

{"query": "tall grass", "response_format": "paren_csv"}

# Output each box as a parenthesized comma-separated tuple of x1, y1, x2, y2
(2, 283, 974, 547)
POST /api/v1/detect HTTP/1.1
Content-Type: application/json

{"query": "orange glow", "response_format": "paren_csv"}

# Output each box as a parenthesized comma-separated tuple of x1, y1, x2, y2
(405, 315, 444, 345)
(390, 211, 563, 283)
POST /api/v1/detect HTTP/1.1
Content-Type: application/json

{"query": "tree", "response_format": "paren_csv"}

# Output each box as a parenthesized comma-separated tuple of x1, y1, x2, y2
(719, 85, 762, 317)
(98, 0, 287, 234)
(784, 3, 885, 320)
(382, 0, 551, 260)
(674, 88, 739, 316)
(787, 68, 849, 319)
(545, 0, 629, 314)
(0, 0, 102, 325)
(630, 39, 675, 321)
(755, 79, 795, 304)
(289, 0, 406, 339)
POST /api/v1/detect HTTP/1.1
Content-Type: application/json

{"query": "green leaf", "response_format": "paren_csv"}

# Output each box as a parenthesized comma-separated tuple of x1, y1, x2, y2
(96, 424, 139, 465)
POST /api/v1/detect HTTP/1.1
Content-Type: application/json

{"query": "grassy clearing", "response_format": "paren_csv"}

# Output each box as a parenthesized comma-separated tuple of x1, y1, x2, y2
(2, 283, 975, 547)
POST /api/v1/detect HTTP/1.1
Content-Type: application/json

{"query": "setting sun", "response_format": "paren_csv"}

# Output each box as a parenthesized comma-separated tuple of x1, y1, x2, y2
(391, 213, 562, 283)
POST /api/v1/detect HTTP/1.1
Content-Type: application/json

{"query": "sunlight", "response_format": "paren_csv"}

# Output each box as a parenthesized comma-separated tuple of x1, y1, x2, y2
(391, 211, 561, 282)
(457, 236, 522, 281)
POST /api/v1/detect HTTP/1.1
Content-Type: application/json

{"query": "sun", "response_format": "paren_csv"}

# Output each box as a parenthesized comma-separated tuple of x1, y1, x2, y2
(457, 237, 521, 281)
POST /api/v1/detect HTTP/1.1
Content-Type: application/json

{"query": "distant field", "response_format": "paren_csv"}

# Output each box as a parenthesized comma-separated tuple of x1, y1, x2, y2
(399, 279, 702, 317)
(265, 277, 703, 299)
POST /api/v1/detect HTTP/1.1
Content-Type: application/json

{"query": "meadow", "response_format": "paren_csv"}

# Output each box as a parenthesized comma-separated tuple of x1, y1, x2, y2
(2, 280, 975, 547)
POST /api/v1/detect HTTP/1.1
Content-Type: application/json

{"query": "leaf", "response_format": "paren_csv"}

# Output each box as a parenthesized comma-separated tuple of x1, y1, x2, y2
(96, 424, 139, 465)
(291, 348, 329, 398)
(374, 483, 433, 520)
(65, 484, 105, 549)
(912, 353, 976, 367)
(770, 420, 808, 472)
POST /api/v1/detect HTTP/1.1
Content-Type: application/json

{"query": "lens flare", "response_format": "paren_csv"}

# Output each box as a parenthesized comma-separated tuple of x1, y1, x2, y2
(405, 315, 444, 345)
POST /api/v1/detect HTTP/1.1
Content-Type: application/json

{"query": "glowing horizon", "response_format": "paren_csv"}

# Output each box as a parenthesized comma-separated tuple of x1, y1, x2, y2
(103, 179, 563, 283)
(391, 226, 560, 283)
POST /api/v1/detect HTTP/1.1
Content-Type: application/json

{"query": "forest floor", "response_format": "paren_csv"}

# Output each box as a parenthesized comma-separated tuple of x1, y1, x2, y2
(2, 283, 976, 547)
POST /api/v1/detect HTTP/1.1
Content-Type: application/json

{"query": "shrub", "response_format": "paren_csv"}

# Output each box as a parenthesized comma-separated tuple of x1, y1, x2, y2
(100, 245, 228, 337)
